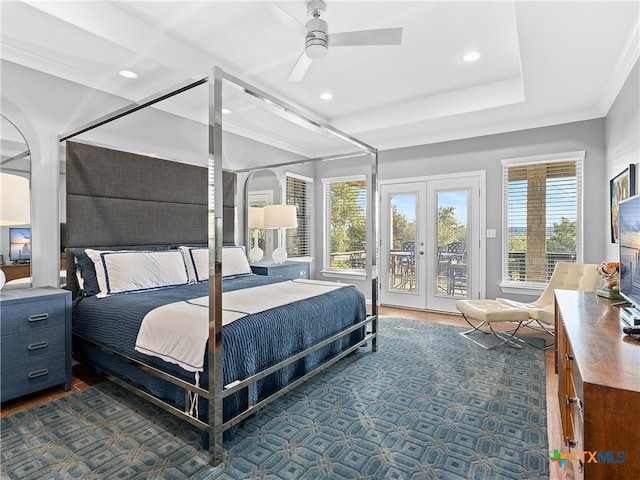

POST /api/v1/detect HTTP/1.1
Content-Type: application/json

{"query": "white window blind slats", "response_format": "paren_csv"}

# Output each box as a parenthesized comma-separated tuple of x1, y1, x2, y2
(503, 158, 582, 284)
(285, 176, 311, 258)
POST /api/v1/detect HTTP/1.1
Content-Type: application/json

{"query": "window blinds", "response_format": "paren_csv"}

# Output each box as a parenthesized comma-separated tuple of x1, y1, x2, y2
(322, 177, 367, 271)
(503, 156, 582, 284)
(285, 175, 311, 257)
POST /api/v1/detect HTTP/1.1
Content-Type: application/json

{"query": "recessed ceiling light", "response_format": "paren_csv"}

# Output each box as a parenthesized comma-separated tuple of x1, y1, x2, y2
(320, 92, 333, 100)
(221, 108, 231, 114)
(462, 51, 481, 63)
(118, 70, 138, 79)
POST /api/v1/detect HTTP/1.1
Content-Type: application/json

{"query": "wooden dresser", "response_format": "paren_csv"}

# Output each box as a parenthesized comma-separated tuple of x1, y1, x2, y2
(1, 257, 67, 283)
(554, 290, 640, 479)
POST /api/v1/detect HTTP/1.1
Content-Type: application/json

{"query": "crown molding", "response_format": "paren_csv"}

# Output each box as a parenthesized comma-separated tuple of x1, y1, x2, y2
(598, 17, 640, 115)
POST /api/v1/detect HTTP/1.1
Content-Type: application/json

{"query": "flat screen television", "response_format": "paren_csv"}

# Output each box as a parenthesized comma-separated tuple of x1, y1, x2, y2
(618, 195, 640, 328)
(9, 227, 30, 263)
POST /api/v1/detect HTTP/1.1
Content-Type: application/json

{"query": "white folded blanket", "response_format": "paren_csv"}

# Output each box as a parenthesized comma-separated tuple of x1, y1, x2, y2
(134, 279, 346, 373)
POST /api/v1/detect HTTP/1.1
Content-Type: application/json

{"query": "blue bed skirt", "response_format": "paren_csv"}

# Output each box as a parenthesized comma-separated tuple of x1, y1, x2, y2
(72, 275, 367, 439)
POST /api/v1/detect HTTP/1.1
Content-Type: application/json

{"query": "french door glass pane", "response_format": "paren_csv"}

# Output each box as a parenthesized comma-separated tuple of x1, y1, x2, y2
(388, 193, 416, 291)
(436, 190, 468, 297)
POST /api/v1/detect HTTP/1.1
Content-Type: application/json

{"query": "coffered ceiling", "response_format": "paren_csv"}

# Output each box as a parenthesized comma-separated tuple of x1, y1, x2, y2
(1, 1, 638, 152)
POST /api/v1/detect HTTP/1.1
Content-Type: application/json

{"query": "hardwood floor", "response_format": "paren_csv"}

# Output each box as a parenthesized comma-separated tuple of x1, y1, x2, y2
(0, 363, 105, 418)
(1, 306, 570, 479)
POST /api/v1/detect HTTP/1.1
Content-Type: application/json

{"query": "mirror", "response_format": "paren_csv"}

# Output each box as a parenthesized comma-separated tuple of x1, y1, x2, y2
(0, 114, 31, 289)
(245, 169, 282, 263)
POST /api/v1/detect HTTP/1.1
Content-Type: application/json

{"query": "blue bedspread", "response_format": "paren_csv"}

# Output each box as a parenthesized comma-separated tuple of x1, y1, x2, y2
(72, 274, 366, 438)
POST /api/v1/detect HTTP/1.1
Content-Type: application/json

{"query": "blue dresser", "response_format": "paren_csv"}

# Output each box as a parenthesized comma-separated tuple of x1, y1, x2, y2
(0, 287, 72, 402)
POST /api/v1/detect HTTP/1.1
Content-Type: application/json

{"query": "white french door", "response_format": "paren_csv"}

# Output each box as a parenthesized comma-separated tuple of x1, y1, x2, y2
(380, 182, 427, 309)
(380, 173, 484, 313)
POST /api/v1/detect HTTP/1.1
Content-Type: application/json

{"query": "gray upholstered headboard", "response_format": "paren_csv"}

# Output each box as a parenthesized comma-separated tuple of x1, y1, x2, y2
(64, 141, 236, 297)
(66, 141, 208, 247)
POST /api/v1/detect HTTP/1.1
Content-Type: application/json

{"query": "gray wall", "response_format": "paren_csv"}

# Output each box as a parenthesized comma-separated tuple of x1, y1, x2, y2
(604, 59, 640, 261)
(379, 118, 607, 301)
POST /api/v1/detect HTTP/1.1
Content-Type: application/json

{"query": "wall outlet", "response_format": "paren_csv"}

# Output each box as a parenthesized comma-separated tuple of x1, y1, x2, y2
(486, 229, 497, 238)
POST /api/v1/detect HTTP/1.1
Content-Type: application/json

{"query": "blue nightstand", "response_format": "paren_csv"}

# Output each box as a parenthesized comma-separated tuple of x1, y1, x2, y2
(250, 261, 310, 280)
(0, 287, 72, 402)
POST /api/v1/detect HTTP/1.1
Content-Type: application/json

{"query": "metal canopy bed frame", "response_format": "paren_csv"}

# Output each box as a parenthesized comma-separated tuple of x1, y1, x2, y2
(59, 66, 379, 466)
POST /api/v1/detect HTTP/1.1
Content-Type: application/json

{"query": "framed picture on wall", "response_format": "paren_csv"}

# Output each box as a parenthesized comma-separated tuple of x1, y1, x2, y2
(610, 164, 636, 243)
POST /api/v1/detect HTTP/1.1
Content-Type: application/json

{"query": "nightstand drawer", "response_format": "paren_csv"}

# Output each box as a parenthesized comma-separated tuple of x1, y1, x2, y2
(271, 264, 309, 279)
(1, 325, 65, 365)
(0, 353, 66, 402)
(250, 261, 310, 279)
(1, 297, 67, 335)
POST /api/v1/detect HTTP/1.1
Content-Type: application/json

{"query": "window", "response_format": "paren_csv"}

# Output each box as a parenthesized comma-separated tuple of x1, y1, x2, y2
(322, 176, 367, 273)
(502, 151, 584, 287)
(285, 173, 312, 258)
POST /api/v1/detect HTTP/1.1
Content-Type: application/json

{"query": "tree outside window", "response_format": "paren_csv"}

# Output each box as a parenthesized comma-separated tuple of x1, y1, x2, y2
(324, 178, 366, 271)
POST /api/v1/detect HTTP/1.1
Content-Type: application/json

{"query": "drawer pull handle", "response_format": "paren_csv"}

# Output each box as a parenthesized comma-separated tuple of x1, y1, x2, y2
(27, 341, 49, 351)
(565, 353, 574, 361)
(566, 396, 584, 411)
(27, 369, 49, 379)
(28, 313, 49, 322)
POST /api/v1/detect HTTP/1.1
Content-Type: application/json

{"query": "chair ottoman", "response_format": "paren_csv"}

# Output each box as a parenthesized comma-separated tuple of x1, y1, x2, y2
(456, 299, 531, 349)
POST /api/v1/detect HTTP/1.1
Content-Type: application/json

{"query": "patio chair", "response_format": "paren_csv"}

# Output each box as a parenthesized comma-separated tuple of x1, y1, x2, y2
(457, 262, 600, 349)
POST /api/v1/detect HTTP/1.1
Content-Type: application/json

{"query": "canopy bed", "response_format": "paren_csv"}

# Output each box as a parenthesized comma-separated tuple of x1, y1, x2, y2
(60, 67, 379, 466)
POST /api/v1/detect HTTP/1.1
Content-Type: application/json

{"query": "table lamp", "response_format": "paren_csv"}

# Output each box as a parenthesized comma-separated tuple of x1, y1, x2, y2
(263, 205, 297, 264)
(247, 206, 264, 262)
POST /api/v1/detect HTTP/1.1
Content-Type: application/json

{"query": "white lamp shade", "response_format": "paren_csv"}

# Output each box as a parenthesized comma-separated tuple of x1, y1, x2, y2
(248, 207, 264, 228)
(263, 205, 298, 229)
(1, 173, 30, 226)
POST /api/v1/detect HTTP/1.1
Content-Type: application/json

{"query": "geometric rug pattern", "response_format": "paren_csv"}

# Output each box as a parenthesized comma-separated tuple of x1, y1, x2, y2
(1, 317, 549, 479)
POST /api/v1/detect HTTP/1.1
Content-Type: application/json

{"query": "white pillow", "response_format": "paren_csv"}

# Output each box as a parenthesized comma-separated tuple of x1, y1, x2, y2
(179, 246, 208, 283)
(85, 249, 188, 298)
(222, 246, 251, 277)
(179, 246, 251, 281)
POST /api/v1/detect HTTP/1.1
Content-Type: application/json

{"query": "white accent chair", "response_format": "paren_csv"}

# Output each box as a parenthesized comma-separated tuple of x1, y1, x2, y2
(457, 262, 601, 349)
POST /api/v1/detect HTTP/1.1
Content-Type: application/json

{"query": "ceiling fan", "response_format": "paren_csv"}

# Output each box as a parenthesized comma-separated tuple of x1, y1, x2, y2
(287, 0, 403, 82)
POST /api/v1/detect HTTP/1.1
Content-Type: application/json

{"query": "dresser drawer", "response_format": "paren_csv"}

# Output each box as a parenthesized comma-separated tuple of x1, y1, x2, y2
(0, 352, 66, 402)
(1, 296, 67, 335)
(1, 325, 65, 365)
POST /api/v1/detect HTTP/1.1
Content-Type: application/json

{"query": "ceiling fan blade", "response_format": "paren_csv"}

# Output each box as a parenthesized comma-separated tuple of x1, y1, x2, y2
(287, 51, 313, 82)
(329, 27, 403, 47)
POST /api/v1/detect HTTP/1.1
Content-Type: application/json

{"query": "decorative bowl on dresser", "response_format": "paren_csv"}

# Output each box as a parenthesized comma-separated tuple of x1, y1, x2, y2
(0, 286, 72, 402)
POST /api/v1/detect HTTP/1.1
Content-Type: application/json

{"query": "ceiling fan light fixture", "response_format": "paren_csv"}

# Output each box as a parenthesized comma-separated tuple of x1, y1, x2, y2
(306, 43, 328, 59)
(305, 17, 328, 59)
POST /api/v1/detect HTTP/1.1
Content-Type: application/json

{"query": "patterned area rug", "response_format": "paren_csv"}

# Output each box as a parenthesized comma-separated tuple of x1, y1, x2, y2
(1, 317, 548, 479)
